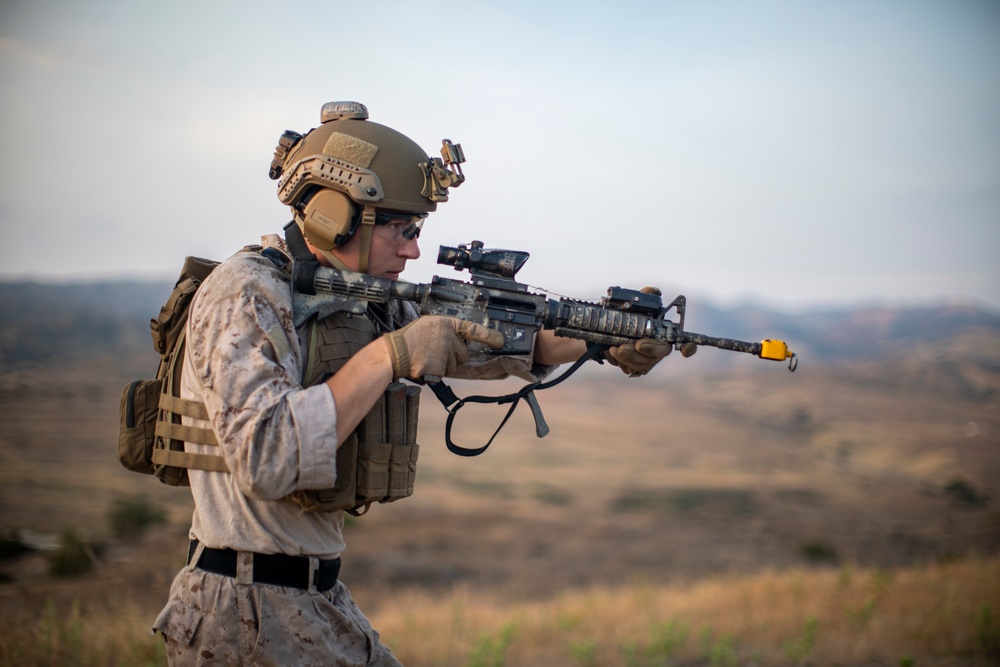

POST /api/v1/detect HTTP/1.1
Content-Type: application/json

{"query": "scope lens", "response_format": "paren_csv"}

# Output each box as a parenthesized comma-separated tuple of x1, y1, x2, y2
(438, 246, 464, 267)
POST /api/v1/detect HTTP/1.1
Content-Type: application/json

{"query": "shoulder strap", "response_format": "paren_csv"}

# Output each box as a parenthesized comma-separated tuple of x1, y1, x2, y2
(151, 256, 220, 361)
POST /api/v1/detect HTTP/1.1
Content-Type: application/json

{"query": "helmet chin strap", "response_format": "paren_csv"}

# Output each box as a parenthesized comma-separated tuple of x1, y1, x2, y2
(356, 205, 377, 274)
(315, 248, 351, 272)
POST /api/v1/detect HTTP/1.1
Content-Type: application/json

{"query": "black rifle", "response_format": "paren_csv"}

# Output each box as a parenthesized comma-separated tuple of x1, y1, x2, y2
(288, 232, 797, 454)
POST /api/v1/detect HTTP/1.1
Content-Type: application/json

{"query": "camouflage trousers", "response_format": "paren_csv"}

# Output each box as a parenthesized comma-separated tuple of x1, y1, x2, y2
(153, 561, 402, 666)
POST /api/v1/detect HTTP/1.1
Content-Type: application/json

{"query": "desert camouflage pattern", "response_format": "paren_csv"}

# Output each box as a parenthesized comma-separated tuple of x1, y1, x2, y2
(154, 564, 401, 666)
(179, 241, 345, 559)
(176, 234, 548, 555)
(285, 308, 419, 513)
(155, 234, 550, 661)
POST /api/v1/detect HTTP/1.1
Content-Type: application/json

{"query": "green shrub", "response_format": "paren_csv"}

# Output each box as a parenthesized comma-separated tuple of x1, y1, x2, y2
(784, 615, 818, 666)
(708, 635, 738, 667)
(944, 479, 989, 507)
(612, 488, 759, 516)
(0, 529, 32, 560)
(844, 596, 876, 628)
(570, 638, 597, 666)
(532, 484, 574, 506)
(108, 497, 167, 540)
(975, 604, 1000, 659)
(648, 618, 688, 662)
(466, 622, 515, 667)
(47, 530, 94, 577)
(798, 539, 838, 563)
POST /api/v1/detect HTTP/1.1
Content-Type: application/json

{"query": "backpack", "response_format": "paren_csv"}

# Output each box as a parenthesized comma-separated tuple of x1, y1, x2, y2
(117, 255, 228, 486)
(116, 246, 421, 514)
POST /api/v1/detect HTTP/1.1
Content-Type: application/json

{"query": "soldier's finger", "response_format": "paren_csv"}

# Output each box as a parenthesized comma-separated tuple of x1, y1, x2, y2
(455, 320, 505, 348)
(634, 339, 672, 358)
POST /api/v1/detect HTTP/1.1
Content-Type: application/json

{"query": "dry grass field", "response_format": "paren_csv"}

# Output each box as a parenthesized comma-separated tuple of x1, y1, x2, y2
(1, 329, 998, 665)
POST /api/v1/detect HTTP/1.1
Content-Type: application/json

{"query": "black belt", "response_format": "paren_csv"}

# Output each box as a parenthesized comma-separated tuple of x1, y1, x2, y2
(188, 540, 340, 592)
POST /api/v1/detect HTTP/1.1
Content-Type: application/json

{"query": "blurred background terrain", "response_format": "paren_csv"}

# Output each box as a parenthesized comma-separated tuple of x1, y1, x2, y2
(0, 276, 1000, 584)
(2, 2, 998, 663)
(0, 280, 997, 664)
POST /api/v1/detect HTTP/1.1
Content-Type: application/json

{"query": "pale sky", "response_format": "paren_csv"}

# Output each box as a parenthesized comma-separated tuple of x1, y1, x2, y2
(1, 0, 998, 312)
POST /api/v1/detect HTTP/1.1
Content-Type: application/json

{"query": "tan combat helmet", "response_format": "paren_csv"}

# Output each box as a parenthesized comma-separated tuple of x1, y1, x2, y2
(269, 101, 466, 273)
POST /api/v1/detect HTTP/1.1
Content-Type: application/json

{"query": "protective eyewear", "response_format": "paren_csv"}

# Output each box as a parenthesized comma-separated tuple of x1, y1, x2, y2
(374, 212, 426, 241)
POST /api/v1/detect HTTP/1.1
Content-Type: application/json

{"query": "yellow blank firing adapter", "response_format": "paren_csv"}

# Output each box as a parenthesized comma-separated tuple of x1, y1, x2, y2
(759, 339, 798, 371)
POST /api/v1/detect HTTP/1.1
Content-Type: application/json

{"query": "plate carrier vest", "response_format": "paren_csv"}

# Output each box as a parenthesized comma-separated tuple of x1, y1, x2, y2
(117, 247, 419, 516)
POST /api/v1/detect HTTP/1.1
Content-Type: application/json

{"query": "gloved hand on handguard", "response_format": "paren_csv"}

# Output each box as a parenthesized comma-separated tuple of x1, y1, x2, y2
(603, 287, 696, 377)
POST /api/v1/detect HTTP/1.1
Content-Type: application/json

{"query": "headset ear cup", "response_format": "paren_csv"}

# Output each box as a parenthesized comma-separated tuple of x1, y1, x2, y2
(301, 189, 359, 249)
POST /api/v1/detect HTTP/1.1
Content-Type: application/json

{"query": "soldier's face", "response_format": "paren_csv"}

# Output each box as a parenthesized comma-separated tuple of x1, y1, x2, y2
(330, 214, 423, 279)
(367, 218, 422, 280)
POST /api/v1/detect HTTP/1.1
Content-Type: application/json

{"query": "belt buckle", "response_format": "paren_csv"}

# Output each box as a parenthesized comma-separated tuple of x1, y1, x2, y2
(307, 556, 320, 594)
(237, 552, 254, 585)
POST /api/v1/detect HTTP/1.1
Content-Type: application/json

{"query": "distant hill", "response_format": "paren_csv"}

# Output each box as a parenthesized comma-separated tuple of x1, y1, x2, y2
(1, 280, 999, 391)
(685, 300, 1000, 361)
(0, 280, 173, 369)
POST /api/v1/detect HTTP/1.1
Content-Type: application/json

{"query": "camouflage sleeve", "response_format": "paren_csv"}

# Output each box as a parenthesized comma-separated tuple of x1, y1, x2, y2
(185, 254, 339, 499)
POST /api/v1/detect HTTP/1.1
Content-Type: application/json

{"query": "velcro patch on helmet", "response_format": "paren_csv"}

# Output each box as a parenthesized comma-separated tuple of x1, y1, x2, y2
(323, 133, 378, 169)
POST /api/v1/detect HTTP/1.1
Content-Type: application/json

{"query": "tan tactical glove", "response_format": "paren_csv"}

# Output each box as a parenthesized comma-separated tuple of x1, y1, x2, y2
(606, 338, 673, 377)
(603, 286, 696, 376)
(383, 316, 505, 380)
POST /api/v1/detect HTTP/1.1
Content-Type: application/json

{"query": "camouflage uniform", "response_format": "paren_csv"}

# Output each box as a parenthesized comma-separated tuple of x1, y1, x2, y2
(157, 559, 399, 666)
(153, 235, 551, 665)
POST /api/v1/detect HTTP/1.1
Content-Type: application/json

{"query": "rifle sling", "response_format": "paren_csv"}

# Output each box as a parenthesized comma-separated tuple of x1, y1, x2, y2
(429, 343, 608, 457)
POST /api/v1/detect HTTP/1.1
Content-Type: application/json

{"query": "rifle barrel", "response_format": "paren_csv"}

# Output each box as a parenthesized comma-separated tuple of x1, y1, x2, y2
(679, 332, 762, 356)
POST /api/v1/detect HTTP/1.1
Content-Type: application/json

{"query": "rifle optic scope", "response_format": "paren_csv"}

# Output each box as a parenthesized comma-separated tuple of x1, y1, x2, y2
(437, 241, 530, 280)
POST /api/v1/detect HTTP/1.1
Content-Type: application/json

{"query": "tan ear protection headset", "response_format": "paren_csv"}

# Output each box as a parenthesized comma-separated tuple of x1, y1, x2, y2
(298, 187, 360, 251)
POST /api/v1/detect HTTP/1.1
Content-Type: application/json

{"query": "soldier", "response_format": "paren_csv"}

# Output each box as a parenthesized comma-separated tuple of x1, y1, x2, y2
(151, 101, 672, 666)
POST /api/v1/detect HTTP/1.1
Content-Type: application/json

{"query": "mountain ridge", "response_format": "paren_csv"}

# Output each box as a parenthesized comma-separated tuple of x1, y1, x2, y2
(1, 280, 998, 374)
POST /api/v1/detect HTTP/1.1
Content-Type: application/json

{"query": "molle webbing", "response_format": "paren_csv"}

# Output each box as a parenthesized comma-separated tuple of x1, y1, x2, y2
(151, 446, 228, 473)
(284, 308, 421, 514)
(152, 324, 229, 485)
(303, 310, 375, 386)
(282, 310, 380, 512)
(355, 382, 420, 504)
(151, 393, 228, 473)
(145, 278, 422, 512)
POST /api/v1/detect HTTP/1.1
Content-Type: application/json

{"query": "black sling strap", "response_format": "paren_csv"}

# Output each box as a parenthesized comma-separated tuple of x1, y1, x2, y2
(428, 343, 608, 457)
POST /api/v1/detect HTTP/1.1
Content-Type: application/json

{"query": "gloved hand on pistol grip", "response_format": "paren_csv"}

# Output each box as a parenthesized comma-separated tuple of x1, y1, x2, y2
(604, 286, 675, 377)
(383, 316, 505, 380)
